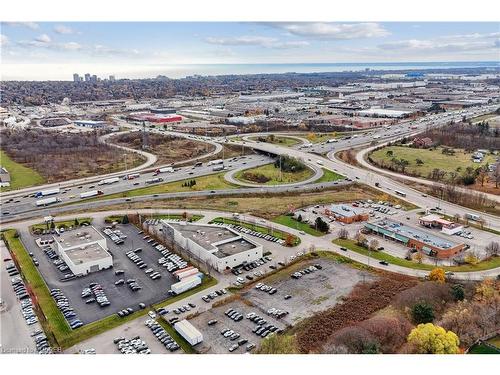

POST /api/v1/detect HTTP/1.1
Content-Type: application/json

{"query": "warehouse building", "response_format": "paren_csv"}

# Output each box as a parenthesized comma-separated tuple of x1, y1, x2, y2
(161, 221, 263, 272)
(52, 226, 113, 276)
(364, 219, 465, 259)
(73, 120, 106, 129)
(324, 204, 369, 224)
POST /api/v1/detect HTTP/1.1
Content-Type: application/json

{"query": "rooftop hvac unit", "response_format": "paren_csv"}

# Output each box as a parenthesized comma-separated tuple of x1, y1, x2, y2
(232, 245, 236, 248)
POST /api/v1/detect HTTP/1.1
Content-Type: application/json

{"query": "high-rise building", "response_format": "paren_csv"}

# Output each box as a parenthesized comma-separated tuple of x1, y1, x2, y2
(109, 75, 116, 82)
(84, 73, 91, 82)
(91, 74, 98, 83)
(73, 73, 81, 82)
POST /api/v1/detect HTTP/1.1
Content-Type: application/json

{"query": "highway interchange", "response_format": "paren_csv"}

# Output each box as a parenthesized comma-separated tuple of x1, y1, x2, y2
(1, 103, 499, 279)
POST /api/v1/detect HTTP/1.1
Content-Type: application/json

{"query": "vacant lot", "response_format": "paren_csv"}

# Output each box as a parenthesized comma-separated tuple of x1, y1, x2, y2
(1, 129, 145, 185)
(370, 146, 496, 179)
(110, 132, 215, 166)
(234, 163, 314, 185)
(0, 150, 45, 191)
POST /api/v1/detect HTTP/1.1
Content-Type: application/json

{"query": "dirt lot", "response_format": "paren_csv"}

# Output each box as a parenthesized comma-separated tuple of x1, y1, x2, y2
(110, 132, 215, 166)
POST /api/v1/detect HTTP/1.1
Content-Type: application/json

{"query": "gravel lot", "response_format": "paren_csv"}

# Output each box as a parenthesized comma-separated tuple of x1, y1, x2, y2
(241, 257, 375, 325)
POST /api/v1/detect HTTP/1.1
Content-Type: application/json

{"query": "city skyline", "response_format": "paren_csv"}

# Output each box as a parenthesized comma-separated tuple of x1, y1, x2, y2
(1, 22, 499, 80)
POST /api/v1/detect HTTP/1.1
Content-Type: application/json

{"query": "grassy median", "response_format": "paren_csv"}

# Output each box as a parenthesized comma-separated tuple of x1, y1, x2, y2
(0, 150, 45, 191)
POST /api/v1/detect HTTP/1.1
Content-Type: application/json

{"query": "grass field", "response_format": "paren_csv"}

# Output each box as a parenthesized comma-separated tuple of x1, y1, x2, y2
(272, 215, 325, 237)
(370, 146, 496, 178)
(30, 217, 93, 232)
(468, 343, 500, 354)
(249, 135, 301, 147)
(313, 168, 344, 184)
(0, 150, 45, 191)
(234, 163, 314, 185)
(333, 238, 500, 272)
(209, 217, 300, 246)
(83, 172, 237, 202)
(1, 228, 217, 349)
(155, 318, 196, 354)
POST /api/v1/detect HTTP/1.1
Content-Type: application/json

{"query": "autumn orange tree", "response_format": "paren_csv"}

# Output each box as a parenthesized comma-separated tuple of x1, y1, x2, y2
(428, 267, 445, 283)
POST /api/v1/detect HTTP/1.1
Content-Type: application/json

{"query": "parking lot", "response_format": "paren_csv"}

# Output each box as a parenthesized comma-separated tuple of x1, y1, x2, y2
(66, 315, 182, 354)
(188, 299, 286, 354)
(187, 255, 373, 353)
(24, 223, 183, 325)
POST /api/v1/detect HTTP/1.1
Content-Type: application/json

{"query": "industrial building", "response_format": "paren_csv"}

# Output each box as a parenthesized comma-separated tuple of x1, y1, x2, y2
(364, 219, 465, 258)
(357, 107, 414, 118)
(73, 120, 106, 129)
(161, 221, 263, 272)
(52, 226, 113, 276)
(324, 204, 369, 224)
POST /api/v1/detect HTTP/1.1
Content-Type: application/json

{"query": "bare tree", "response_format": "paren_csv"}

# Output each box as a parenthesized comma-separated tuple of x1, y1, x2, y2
(338, 228, 349, 240)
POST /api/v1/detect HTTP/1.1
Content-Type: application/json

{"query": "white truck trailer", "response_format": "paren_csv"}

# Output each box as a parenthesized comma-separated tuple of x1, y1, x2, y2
(34, 188, 60, 198)
(174, 320, 203, 346)
(79, 190, 103, 199)
(35, 197, 61, 207)
(154, 167, 174, 175)
(98, 177, 120, 185)
(170, 274, 201, 295)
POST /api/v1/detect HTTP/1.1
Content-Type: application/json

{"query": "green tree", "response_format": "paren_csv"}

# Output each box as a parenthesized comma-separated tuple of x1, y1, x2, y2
(412, 302, 435, 324)
(451, 284, 465, 301)
(315, 217, 329, 233)
(122, 215, 129, 224)
(407, 323, 460, 354)
(74, 218, 79, 227)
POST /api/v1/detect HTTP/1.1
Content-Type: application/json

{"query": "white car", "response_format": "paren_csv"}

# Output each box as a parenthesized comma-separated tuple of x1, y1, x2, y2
(148, 311, 156, 319)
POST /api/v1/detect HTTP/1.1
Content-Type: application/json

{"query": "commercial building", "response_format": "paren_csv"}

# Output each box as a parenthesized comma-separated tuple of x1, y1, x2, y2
(73, 120, 107, 129)
(161, 221, 263, 272)
(128, 112, 183, 123)
(357, 107, 414, 118)
(418, 214, 464, 235)
(52, 226, 113, 276)
(364, 219, 466, 259)
(324, 204, 369, 224)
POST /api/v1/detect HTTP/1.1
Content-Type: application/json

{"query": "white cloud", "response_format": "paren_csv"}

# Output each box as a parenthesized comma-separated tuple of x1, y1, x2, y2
(92, 44, 140, 56)
(378, 38, 499, 52)
(0, 34, 9, 46)
(265, 22, 390, 40)
(205, 35, 309, 49)
(54, 25, 77, 35)
(3, 22, 39, 30)
(60, 42, 82, 51)
(35, 34, 51, 43)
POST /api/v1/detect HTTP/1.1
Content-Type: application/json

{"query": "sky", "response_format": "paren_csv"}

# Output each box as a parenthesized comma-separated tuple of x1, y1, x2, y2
(1, 22, 499, 80)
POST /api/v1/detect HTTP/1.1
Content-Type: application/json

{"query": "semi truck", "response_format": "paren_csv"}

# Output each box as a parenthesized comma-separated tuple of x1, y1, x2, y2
(34, 188, 60, 198)
(212, 165, 225, 171)
(174, 320, 203, 346)
(170, 274, 202, 295)
(98, 177, 120, 185)
(207, 159, 223, 166)
(153, 167, 174, 175)
(36, 197, 61, 207)
(145, 177, 164, 184)
(123, 173, 140, 180)
(80, 190, 104, 199)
